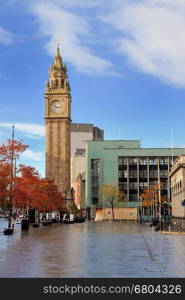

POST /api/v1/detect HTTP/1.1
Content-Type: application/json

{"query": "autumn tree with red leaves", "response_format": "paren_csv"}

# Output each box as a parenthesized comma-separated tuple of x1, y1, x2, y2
(0, 139, 28, 204)
(36, 178, 64, 213)
(0, 133, 63, 227)
(0, 129, 28, 229)
(14, 165, 40, 213)
(140, 182, 168, 218)
(14, 166, 64, 219)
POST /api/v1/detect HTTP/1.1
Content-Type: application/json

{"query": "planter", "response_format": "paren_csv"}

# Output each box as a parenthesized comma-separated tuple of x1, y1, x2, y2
(4, 228, 14, 235)
(21, 219, 29, 231)
(32, 223, 40, 228)
(75, 218, 85, 223)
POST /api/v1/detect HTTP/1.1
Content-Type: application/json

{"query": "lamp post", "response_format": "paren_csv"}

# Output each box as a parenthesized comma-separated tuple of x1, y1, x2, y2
(4, 126, 15, 235)
(158, 183, 162, 231)
(139, 196, 143, 224)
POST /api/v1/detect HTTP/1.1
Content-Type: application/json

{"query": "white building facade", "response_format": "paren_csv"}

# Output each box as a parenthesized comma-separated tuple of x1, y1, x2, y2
(169, 155, 185, 218)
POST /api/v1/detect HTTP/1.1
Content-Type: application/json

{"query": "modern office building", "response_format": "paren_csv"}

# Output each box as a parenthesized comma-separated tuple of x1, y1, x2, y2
(71, 123, 104, 156)
(169, 155, 185, 218)
(86, 140, 185, 219)
(71, 123, 104, 209)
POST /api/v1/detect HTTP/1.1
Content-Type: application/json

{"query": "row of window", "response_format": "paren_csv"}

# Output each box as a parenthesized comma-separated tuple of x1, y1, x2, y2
(119, 165, 168, 172)
(118, 157, 177, 165)
(91, 159, 100, 204)
(119, 183, 168, 190)
(118, 170, 169, 178)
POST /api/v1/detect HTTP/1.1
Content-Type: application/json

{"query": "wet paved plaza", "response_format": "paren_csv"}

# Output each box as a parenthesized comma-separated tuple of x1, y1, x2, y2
(0, 219, 185, 277)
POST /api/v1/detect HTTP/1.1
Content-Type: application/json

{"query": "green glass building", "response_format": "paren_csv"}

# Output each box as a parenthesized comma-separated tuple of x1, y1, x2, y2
(86, 140, 185, 219)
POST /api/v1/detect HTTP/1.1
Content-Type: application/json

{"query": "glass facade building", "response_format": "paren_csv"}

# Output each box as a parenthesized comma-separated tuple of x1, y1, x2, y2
(86, 140, 185, 217)
(118, 156, 176, 202)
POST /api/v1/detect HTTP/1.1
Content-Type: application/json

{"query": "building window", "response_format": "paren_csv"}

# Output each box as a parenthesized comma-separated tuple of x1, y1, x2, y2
(139, 182, 148, 189)
(91, 159, 100, 204)
(150, 181, 158, 186)
(118, 165, 127, 171)
(118, 157, 127, 165)
(159, 157, 168, 165)
(149, 170, 158, 178)
(149, 157, 158, 165)
(129, 170, 137, 178)
(129, 157, 138, 165)
(139, 170, 147, 178)
(119, 170, 128, 178)
(139, 157, 147, 165)
(119, 183, 127, 191)
(129, 193, 138, 202)
(75, 148, 86, 156)
(129, 182, 138, 189)
(160, 170, 168, 178)
(118, 157, 128, 196)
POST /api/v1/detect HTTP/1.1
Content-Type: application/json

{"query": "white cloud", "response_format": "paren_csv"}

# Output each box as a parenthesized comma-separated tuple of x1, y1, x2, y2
(0, 26, 14, 45)
(0, 122, 45, 138)
(21, 149, 43, 161)
(29, 0, 117, 75)
(9, 0, 185, 86)
(101, 0, 185, 87)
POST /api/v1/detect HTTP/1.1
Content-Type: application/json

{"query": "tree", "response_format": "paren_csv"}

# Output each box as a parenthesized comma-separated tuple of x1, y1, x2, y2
(0, 135, 64, 226)
(0, 139, 28, 162)
(14, 165, 41, 214)
(37, 178, 63, 214)
(0, 163, 11, 207)
(0, 140, 28, 205)
(14, 166, 64, 220)
(99, 184, 125, 220)
(140, 183, 165, 218)
(0, 135, 28, 229)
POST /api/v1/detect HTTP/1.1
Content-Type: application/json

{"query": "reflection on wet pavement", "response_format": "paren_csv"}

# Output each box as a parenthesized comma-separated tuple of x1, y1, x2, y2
(0, 219, 185, 277)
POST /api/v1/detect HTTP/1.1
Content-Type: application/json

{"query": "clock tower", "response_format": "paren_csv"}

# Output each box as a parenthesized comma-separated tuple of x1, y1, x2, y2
(45, 47, 71, 193)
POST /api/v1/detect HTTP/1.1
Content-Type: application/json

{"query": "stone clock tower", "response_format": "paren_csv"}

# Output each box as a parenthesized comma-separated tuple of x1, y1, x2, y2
(45, 47, 71, 193)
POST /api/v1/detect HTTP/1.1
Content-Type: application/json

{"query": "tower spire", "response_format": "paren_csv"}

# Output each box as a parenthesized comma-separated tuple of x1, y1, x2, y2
(56, 44, 60, 57)
(47, 44, 70, 91)
(54, 45, 62, 69)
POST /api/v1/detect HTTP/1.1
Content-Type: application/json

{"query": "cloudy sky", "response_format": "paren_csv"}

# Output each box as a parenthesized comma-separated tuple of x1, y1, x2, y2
(1, 0, 185, 176)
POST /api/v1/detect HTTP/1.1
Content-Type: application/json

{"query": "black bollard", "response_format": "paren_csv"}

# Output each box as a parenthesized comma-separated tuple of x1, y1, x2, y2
(4, 228, 14, 235)
(21, 219, 29, 231)
(32, 223, 40, 228)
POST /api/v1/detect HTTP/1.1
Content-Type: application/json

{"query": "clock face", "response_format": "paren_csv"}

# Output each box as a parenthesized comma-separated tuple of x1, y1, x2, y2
(50, 100, 62, 113)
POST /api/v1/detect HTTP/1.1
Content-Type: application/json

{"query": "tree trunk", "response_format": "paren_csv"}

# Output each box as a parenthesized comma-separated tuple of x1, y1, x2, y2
(111, 201, 115, 221)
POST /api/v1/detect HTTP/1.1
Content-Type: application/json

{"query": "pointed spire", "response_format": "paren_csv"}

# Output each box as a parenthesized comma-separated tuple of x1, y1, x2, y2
(56, 46, 61, 58)
(47, 44, 71, 93)
(54, 46, 62, 70)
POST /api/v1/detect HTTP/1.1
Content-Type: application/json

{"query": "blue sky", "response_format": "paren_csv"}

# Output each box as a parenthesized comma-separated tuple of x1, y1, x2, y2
(1, 0, 185, 176)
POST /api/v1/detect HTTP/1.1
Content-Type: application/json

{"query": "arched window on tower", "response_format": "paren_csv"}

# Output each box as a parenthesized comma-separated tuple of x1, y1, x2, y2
(55, 79, 58, 88)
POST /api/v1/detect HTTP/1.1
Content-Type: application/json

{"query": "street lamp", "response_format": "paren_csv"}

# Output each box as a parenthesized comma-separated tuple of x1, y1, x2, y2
(4, 126, 15, 235)
(157, 182, 162, 232)
(139, 196, 143, 224)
